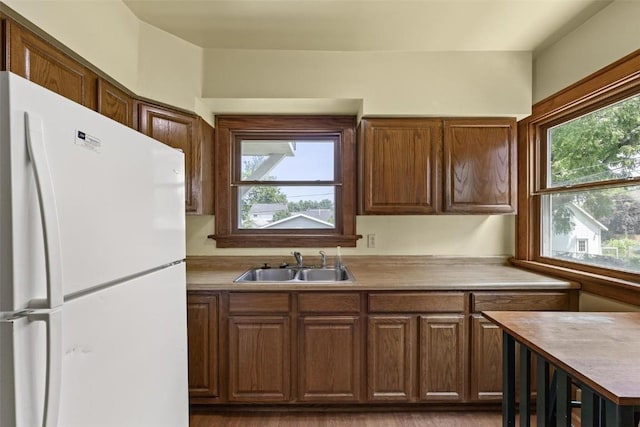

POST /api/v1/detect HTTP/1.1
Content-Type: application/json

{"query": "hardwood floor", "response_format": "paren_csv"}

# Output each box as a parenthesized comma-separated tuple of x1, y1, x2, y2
(189, 410, 572, 427)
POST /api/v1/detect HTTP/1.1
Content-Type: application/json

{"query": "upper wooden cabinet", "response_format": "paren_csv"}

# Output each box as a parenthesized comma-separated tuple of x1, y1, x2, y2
(138, 103, 213, 215)
(358, 117, 517, 215)
(97, 78, 134, 128)
(5, 20, 98, 109)
(359, 118, 442, 214)
(443, 118, 517, 213)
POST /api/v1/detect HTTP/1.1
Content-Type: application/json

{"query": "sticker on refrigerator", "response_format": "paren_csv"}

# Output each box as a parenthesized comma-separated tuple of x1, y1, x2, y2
(75, 130, 102, 152)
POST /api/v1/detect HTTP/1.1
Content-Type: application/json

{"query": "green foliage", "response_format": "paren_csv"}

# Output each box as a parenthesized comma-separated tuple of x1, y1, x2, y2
(602, 238, 640, 259)
(549, 94, 640, 236)
(549, 95, 640, 186)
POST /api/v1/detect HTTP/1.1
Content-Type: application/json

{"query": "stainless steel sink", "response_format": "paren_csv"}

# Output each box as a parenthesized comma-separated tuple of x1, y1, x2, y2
(234, 268, 297, 282)
(297, 268, 350, 282)
(234, 266, 354, 283)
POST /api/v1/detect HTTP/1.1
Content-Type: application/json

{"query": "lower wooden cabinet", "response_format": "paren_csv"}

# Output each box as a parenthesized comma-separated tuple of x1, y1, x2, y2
(187, 289, 576, 406)
(228, 316, 291, 402)
(367, 316, 414, 401)
(186, 293, 219, 399)
(470, 314, 503, 401)
(367, 313, 465, 402)
(469, 291, 575, 402)
(419, 315, 465, 401)
(298, 316, 361, 402)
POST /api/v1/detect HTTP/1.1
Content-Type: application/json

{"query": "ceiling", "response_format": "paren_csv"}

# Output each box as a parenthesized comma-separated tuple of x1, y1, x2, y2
(123, 0, 612, 52)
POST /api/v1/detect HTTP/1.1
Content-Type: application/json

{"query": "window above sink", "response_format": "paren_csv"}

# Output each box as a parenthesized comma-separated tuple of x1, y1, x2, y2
(210, 116, 361, 248)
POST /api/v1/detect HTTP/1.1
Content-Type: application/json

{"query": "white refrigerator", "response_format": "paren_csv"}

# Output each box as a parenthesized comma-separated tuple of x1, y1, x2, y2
(0, 72, 189, 427)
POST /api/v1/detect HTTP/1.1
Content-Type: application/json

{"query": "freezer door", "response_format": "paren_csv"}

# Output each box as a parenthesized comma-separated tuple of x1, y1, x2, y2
(1, 72, 185, 312)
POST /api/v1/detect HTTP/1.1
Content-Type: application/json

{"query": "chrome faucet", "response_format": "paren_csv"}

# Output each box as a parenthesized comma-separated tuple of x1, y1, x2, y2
(319, 251, 326, 268)
(292, 251, 303, 268)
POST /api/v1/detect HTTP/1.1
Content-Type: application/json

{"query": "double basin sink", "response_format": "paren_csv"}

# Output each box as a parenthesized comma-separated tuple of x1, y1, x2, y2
(234, 266, 354, 283)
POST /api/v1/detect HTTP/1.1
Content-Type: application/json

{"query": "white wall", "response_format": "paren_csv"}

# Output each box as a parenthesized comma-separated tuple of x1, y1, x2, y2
(533, 0, 640, 103)
(580, 292, 640, 312)
(203, 49, 532, 118)
(186, 215, 515, 257)
(3, 0, 141, 91)
(137, 22, 203, 112)
(2, 0, 205, 112)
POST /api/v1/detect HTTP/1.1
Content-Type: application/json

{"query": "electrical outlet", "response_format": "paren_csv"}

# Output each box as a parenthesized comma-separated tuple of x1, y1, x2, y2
(367, 234, 376, 248)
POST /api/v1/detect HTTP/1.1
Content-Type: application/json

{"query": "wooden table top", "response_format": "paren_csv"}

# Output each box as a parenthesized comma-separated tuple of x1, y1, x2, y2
(483, 311, 640, 406)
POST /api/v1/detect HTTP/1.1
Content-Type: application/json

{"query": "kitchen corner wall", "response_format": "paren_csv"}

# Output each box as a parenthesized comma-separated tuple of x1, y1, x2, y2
(2, 0, 205, 113)
(533, 0, 640, 103)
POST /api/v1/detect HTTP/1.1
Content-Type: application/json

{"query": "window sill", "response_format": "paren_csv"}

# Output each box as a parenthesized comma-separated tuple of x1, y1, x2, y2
(208, 234, 362, 248)
(509, 258, 640, 306)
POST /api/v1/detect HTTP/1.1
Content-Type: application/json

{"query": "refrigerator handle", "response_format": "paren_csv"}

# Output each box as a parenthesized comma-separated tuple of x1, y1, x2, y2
(25, 112, 64, 309)
(28, 308, 62, 427)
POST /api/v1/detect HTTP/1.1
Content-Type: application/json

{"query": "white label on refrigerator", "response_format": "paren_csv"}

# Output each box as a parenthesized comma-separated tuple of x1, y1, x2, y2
(74, 130, 101, 152)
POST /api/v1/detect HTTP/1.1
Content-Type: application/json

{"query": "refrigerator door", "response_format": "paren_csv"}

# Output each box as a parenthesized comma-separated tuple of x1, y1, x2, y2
(1, 264, 188, 427)
(60, 263, 188, 427)
(0, 72, 185, 312)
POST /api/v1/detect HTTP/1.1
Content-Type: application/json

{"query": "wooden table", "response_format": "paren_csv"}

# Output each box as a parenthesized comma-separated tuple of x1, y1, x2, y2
(483, 311, 640, 427)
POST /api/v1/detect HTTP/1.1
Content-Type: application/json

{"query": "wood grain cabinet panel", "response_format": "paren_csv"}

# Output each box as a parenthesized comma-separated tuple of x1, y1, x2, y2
(419, 315, 465, 401)
(367, 316, 413, 401)
(228, 316, 290, 402)
(6, 20, 97, 109)
(470, 314, 503, 401)
(138, 103, 213, 214)
(298, 316, 361, 402)
(359, 118, 442, 214)
(443, 118, 517, 213)
(97, 78, 134, 127)
(186, 294, 219, 398)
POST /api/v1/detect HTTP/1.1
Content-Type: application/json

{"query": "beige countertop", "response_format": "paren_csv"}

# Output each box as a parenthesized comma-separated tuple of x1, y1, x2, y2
(186, 256, 579, 292)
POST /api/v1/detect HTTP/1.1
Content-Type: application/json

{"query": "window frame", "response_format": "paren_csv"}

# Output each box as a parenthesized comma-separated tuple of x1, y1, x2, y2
(210, 115, 361, 248)
(515, 49, 640, 304)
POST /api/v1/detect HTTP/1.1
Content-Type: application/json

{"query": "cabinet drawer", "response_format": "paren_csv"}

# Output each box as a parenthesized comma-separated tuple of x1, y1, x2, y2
(368, 292, 464, 313)
(471, 292, 569, 312)
(298, 293, 360, 314)
(229, 293, 290, 314)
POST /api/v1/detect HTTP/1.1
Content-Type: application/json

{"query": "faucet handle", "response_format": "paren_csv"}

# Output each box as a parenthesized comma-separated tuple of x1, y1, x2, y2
(319, 251, 326, 268)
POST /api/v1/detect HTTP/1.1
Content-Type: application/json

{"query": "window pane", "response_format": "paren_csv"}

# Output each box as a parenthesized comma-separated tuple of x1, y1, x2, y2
(548, 93, 640, 187)
(541, 185, 640, 273)
(240, 140, 335, 181)
(238, 185, 336, 229)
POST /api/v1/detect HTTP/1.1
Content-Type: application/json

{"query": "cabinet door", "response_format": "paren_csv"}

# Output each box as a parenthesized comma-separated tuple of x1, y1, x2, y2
(443, 118, 517, 213)
(298, 316, 361, 402)
(97, 78, 134, 128)
(419, 315, 465, 401)
(470, 314, 503, 401)
(359, 118, 442, 214)
(228, 316, 290, 402)
(138, 103, 200, 213)
(6, 20, 98, 109)
(367, 315, 413, 401)
(186, 294, 218, 398)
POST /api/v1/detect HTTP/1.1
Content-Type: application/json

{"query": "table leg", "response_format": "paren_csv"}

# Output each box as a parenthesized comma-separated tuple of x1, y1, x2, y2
(520, 345, 531, 427)
(556, 370, 571, 427)
(536, 358, 550, 427)
(580, 385, 600, 427)
(503, 331, 516, 427)
(605, 400, 634, 426)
